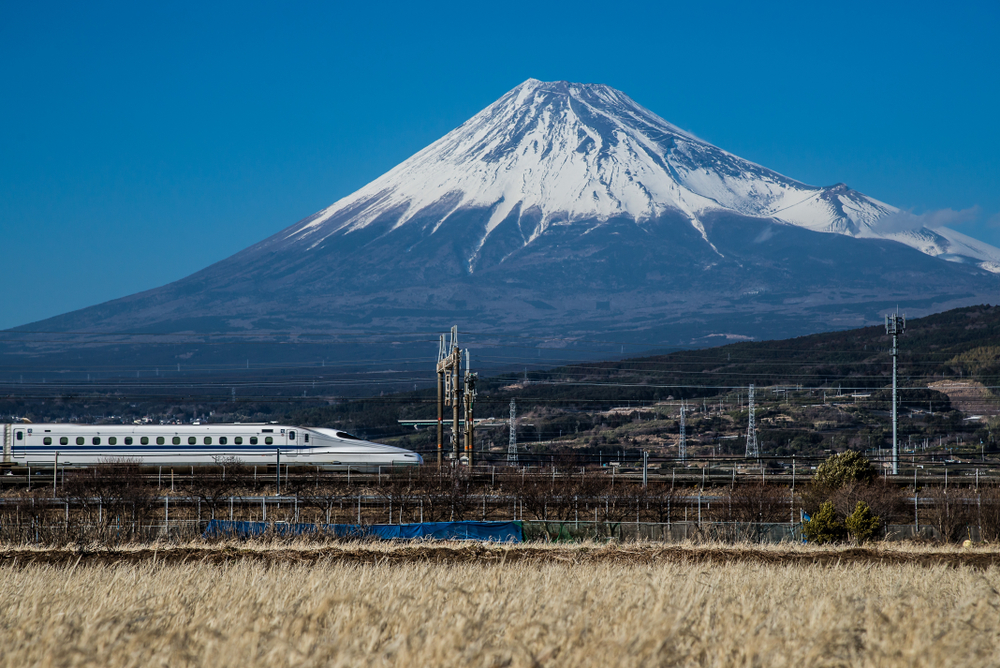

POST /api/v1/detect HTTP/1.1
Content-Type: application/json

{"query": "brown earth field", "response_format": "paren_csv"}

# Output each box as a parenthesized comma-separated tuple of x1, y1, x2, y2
(3, 539, 1000, 569)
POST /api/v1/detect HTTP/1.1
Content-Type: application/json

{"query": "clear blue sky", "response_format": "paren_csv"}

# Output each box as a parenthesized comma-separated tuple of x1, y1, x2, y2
(2, 1, 999, 330)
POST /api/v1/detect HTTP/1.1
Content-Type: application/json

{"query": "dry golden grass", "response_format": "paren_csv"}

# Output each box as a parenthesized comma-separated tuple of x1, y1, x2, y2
(3, 543, 1000, 667)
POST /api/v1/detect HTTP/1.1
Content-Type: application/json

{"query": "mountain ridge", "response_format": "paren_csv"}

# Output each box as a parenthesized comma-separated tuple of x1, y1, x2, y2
(4, 79, 1000, 382)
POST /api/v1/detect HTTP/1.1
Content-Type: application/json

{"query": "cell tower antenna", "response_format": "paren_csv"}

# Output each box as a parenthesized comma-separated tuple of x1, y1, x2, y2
(678, 400, 687, 462)
(886, 310, 906, 475)
(745, 384, 759, 459)
(507, 398, 518, 464)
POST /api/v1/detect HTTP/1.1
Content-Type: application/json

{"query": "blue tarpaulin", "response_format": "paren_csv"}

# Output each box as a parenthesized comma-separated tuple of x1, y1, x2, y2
(203, 519, 522, 542)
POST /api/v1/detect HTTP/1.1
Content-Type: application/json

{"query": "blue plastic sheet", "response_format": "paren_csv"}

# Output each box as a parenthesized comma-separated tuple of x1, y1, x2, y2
(204, 519, 522, 542)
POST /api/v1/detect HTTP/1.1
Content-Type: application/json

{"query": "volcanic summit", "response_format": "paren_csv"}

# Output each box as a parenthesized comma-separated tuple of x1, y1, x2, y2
(11, 79, 1000, 372)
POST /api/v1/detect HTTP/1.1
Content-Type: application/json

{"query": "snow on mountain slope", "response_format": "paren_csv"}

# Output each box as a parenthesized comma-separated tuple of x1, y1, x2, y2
(285, 79, 1000, 273)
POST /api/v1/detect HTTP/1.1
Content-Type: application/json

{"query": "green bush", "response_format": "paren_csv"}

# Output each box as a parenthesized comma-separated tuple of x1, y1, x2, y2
(814, 451, 876, 489)
(803, 501, 846, 544)
(845, 501, 882, 543)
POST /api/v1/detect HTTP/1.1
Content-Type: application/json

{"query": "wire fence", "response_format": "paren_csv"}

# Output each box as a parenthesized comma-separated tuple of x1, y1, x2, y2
(0, 493, 971, 546)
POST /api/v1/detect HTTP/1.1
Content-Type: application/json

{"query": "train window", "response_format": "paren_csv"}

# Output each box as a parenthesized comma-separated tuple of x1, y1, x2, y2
(109, 437, 117, 445)
(304, 434, 309, 443)
(265, 437, 273, 445)
(188, 437, 196, 445)
(15, 432, 22, 441)
(172, 437, 180, 445)
(43, 437, 52, 445)
(141, 437, 149, 445)
(234, 437, 242, 445)
(125, 437, 132, 445)
(157, 437, 165, 445)
(60, 437, 68, 445)
(250, 436, 258, 445)
(77, 437, 84, 445)
(336, 432, 361, 440)
(219, 437, 227, 445)
(289, 431, 296, 440)
(204, 437, 212, 445)
(92, 437, 101, 445)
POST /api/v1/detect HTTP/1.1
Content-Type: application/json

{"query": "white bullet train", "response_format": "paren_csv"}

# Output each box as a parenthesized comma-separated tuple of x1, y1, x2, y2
(1, 423, 423, 471)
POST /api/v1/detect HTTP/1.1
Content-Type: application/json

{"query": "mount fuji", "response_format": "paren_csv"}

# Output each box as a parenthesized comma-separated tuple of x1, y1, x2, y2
(8, 79, 1000, 378)
(291, 78, 1000, 275)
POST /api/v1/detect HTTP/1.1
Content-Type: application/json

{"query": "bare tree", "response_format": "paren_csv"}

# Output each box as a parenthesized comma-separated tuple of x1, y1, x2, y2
(645, 482, 688, 525)
(829, 480, 906, 527)
(979, 484, 1000, 542)
(375, 469, 424, 524)
(63, 458, 156, 541)
(421, 470, 475, 522)
(192, 456, 249, 521)
(925, 486, 974, 543)
(725, 484, 789, 524)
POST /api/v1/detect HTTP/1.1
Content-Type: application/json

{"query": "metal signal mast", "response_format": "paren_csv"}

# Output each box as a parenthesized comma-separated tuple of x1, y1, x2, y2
(886, 311, 906, 475)
(678, 400, 687, 462)
(745, 384, 759, 459)
(507, 398, 518, 464)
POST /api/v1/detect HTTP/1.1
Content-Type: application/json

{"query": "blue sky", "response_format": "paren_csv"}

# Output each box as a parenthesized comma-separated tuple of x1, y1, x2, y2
(2, 1, 999, 330)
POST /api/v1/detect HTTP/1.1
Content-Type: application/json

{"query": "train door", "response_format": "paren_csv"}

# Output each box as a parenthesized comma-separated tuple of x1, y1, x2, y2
(283, 428, 299, 457)
(13, 427, 25, 459)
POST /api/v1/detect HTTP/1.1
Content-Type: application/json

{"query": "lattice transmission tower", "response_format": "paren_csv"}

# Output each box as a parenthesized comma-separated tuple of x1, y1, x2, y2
(507, 398, 518, 464)
(745, 384, 759, 459)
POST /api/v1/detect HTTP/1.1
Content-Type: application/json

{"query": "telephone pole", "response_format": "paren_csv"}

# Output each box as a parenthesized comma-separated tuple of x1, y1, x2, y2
(745, 384, 759, 460)
(463, 349, 477, 467)
(886, 311, 906, 475)
(678, 400, 687, 462)
(436, 334, 446, 470)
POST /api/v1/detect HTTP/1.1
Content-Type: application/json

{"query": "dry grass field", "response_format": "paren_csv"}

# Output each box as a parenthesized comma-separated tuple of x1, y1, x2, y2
(3, 542, 1000, 667)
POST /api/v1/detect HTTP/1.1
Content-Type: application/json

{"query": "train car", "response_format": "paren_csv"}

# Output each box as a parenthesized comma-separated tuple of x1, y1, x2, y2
(0, 423, 422, 471)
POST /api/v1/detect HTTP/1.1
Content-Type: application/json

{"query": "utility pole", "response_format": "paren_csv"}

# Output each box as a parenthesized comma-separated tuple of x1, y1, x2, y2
(451, 336, 461, 463)
(508, 399, 518, 464)
(886, 311, 906, 475)
(436, 334, 446, 470)
(678, 400, 687, 463)
(463, 349, 477, 467)
(745, 384, 759, 460)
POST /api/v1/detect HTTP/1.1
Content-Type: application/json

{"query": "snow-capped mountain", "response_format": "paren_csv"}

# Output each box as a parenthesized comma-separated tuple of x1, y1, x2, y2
(7, 79, 1000, 380)
(284, 78, 1000, 273)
